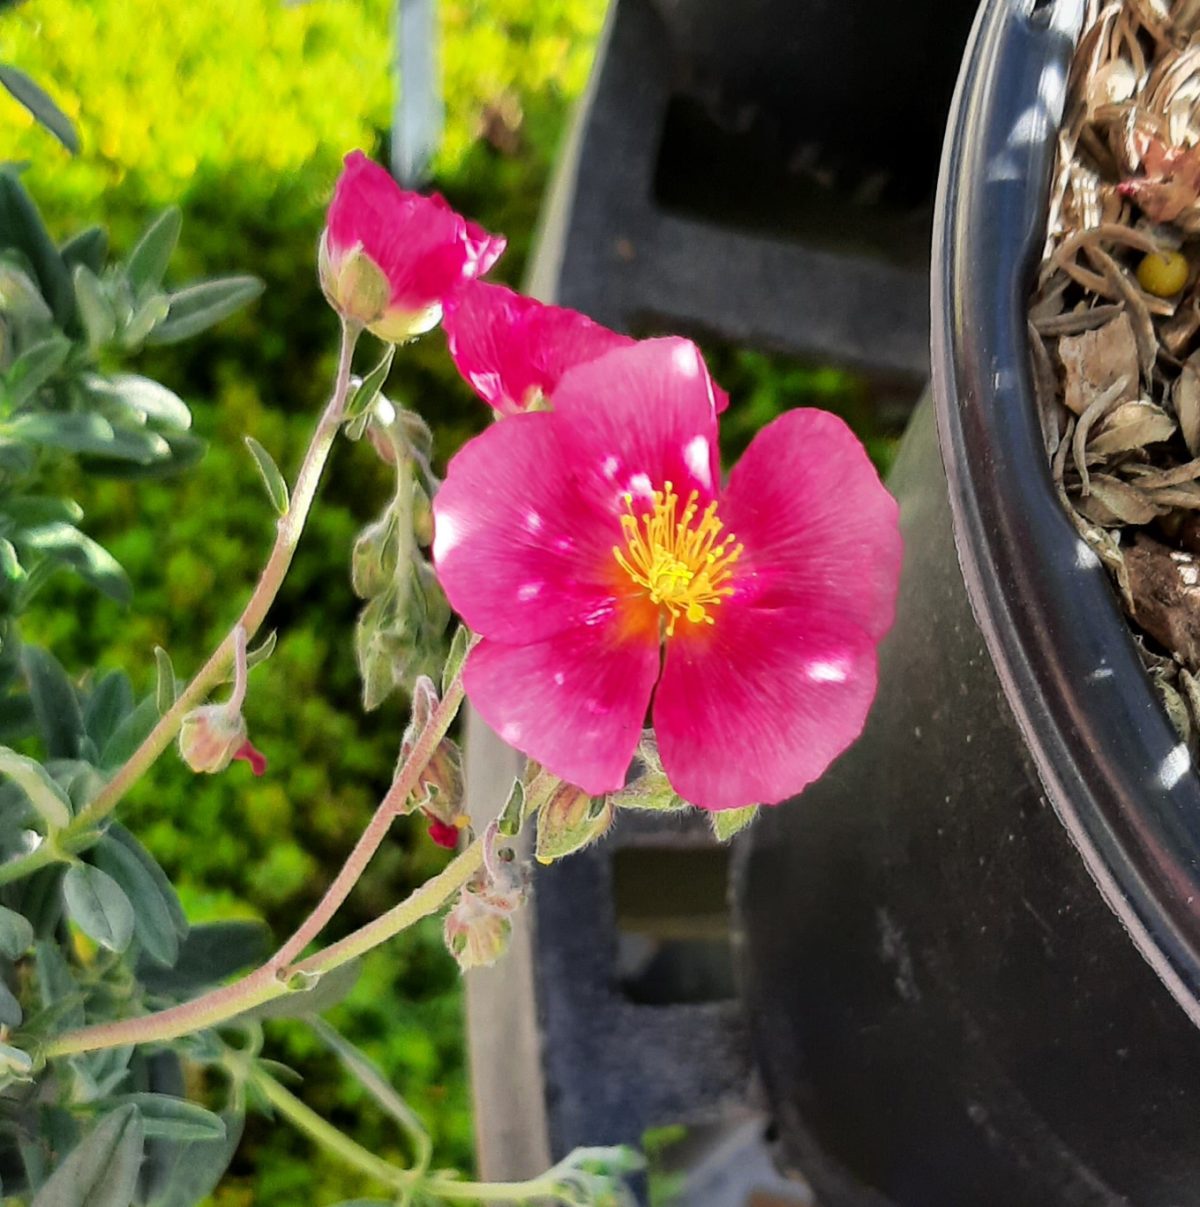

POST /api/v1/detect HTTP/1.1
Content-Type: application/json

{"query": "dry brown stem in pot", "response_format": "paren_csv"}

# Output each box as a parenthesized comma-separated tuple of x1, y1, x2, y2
(1030, 0, 1200, 741)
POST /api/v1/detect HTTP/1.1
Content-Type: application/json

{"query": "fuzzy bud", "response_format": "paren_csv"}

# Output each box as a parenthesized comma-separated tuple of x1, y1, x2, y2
(444, 893, 512, 970)
(535, 778, 614, 865)
(178, 705, 266, 777)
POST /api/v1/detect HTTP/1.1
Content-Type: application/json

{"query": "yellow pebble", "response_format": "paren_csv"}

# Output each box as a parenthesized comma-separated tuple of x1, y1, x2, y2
(1137, 250, 1190, 297)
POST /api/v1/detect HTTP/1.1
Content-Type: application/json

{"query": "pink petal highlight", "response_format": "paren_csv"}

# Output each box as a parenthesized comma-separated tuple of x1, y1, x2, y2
(655, 605, 880, 811)
(463, 219, 507, 278)
(325, 151, 504, 313)
(433, 411, 629, 644)
(444, 282, 634, 414)
(553, 338, 723, 516)
(721, 408, 902, 637)
(466, 626, 659, 796)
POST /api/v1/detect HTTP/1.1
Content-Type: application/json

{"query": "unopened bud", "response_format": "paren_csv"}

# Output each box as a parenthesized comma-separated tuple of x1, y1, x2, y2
(351, 510, 399, 599)
(178, 705, 248, 774)
(535, 779, 614, 865)
(444, 893, 512, 971)
(412, 480, 434, 547)
(178, 708, 266, 777)
(318, 233, 392, 329)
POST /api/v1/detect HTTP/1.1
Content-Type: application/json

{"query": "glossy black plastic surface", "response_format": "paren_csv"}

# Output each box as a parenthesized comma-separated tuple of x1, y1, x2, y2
(933, 0, 1200, 1020)
(735, 2, 1200, 1203)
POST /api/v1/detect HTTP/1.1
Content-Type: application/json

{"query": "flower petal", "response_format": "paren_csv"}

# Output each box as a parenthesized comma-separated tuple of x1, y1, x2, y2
(466, 626, 659, 796)
(553, 337, 723, 516)
(654, 604, 881, 810)
(326, 152, 503, 312)
(433, 411, 628, 644)
(720, 408, 901, 638)
(444, 282, 634, 414)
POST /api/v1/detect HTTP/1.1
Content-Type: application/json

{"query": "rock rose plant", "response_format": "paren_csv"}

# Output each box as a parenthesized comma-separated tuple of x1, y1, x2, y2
(0, 150, 902, 1205)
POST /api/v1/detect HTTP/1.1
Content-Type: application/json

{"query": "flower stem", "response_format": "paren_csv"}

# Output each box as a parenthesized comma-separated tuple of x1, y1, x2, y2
(293, 835, 484, 980)
(43, 828, 483, 1059)
(251, 1066, 564, 1207)
(251, 1065, 407, 1192)
(68, 320, 362, 836)
(272, 668, 468, 969)
(253, 1065, 563, 1204)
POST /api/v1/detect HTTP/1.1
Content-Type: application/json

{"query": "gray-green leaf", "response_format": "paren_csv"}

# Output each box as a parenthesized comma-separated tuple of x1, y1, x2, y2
(83, 671, 134, 752)
(344, 343, 396, 422)
(16, 522, 132, 605)
(0, 747, 71, 830)
(73, 264, 115, 349)
(112, 1094, 225, 1142)
(8, 412, 170, 464)
(125, 207, 181, 298)
(5, 334, 71, 407)
(22, 645, 84, 759)
(142, 1111, 243, 1207)
(244, 436, 288, 515)
(93, 835, 181, 967)
(63, 863, 135, 953)
(0, 979, 21, 1028)
(154, 646, 176, 716)
(31, 1105, 144, 1207)
(245, 630, 277, 670)
(60, 226, 107, 274)
(85, 373, 191, 430)
(0, 172, 72, 325)
(0, 904, 33, 958)
(145, 276, 263, 345)
(0, 64, 79, 154)
(442, 624, 471, 695)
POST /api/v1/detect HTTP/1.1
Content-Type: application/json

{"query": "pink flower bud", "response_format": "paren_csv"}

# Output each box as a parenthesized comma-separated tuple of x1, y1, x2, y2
(178, 705, 249, 774)
(320, 151, 506, 342)
(443, 886, 513, 970)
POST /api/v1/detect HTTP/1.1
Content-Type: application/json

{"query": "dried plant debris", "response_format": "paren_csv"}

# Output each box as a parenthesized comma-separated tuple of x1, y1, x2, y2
(1031, 0, 1200, 747)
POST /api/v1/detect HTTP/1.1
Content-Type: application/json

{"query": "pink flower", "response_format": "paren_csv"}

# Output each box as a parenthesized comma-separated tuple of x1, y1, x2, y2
(432, 338, 901, 811)
(443, 281, 730, 415)
(320, 151, 505, 342)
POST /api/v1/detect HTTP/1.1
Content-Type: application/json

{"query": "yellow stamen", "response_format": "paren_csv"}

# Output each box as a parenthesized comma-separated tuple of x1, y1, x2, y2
(612, 481, 742, 635)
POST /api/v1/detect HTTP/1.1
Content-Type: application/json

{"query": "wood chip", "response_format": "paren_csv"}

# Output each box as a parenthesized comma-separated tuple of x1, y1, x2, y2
(1124, 534, 1200, 668)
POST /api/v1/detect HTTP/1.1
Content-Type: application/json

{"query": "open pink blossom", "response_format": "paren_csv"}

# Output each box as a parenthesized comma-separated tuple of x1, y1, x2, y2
(320, 151, 505, 341)
(432, 338, 901, 811)
(443, 281, 729, 415)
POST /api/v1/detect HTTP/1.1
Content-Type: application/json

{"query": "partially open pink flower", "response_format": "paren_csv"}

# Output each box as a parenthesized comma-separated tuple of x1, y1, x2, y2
(432, 338, 901, 811)
(443, 281, 729, 415)
(320, 151, 505, 342)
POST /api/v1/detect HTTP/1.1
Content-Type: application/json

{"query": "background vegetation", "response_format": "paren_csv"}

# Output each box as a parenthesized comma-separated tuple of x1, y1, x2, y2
(1, 1, 891, 1201)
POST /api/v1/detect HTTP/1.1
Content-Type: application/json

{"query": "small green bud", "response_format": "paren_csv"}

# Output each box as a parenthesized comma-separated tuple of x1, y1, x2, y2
(535, 779, 614, 865)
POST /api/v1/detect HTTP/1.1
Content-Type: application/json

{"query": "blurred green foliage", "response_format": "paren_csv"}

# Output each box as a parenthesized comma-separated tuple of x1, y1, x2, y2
(1, 0, 901, 1200)
(2, 0, 605, 1200)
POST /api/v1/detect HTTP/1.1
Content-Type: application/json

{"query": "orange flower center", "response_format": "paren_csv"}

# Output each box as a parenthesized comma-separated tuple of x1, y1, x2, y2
(612, 481, 742, 636)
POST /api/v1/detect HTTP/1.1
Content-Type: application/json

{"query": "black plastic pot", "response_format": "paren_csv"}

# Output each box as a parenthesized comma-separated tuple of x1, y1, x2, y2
(733, 2, 1200, 1204)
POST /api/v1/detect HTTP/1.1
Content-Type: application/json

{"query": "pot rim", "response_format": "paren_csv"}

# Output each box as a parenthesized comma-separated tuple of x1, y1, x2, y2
(931, 0, 1200, 1023)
